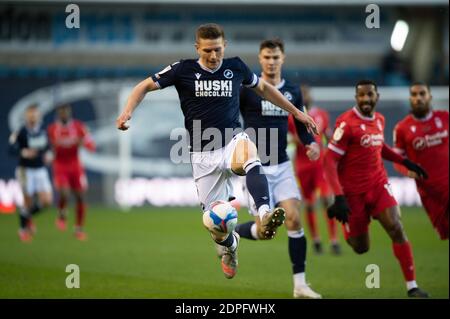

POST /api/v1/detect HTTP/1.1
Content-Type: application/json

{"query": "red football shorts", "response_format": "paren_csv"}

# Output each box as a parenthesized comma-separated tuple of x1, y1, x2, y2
(297, 165, 331, 203)
(345, 182, 398, 238)
(53, 164, 88, 192)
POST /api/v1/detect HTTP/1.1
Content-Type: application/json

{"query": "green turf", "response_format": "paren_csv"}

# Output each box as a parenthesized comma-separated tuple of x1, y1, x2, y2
(0, 206, 447, 299)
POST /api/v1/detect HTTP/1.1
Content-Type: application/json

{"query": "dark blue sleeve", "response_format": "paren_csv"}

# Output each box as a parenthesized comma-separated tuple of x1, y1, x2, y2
(237, 57, 258, 88)
(293, 88, 315, 145)
(151, 61, 182, 89)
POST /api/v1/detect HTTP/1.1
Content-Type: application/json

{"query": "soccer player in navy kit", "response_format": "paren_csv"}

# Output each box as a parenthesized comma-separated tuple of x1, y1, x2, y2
(116, 24, 318, 280)
(233, 39, 322, 298)
(8, 105, 53, 242)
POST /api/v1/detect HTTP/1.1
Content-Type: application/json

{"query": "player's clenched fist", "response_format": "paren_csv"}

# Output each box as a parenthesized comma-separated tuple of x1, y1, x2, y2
(116, 112, 131, 130)
(306, 143, 320, 161)
(327, 195, 350, 224)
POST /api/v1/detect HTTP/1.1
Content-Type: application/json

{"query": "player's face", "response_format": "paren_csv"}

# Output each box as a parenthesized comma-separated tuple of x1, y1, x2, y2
(355, 85, 379, 116)
(258, 47, 284, 78)
(25, 108, 40, 127)
(195, 37, 226, 70)
(410, 85, 432, 118)
(301, 86, 312, 108)
(57, 106, 72, 123)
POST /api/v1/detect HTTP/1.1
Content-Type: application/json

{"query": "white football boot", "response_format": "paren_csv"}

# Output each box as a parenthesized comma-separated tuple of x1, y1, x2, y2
(293, 284, 322, 299)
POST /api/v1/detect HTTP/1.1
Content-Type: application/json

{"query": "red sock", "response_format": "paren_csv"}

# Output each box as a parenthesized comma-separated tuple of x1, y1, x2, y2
(325, 212, 337, 242)
(306, 208, 319, 240)
(393, 242, 416, 282)
(76, 200, 86, 228)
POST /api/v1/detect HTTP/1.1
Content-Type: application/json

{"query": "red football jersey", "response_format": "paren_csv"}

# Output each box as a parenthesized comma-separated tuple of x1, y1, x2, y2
(48, 120, 95, 166)
(328, 107, 388, 195)
(393, 110, 449, 193)
(288, 106, 331, 171)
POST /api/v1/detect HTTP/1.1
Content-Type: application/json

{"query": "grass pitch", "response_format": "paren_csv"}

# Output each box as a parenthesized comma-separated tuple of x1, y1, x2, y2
(0, 205, 447, 299)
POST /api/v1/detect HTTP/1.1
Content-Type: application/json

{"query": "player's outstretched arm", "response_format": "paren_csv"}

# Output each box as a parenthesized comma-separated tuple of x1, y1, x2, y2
(252, 78, 318, 135)
(116, 78, 159, 131)
(382, 143, 428, 179)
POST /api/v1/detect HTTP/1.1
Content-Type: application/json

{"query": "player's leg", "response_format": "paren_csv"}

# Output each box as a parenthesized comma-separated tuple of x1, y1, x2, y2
(71, 169, 89, 240)
(234, 178, 262, 240)
(420, 191, 449, 240)
(342, 193, 371, 254)
(299, 170, 322, 254)
(376, 206, 428, 297)
(33, 167, 53, 215)
(15, 167, 33, 241)
(320, 195, 341, 254)
(53, 166, 70, 230)
(73, 190, 88, 240)
(278, 198, 321, 299)
(193, 150, 240, 279)
(230, 137, 285, 238)
(373, 184, 429, 298)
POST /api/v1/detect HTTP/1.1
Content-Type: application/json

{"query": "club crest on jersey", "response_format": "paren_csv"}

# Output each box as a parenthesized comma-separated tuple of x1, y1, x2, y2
(360, 124, 366, 131)
(283, 91, 293, 101)
(223, 69, 233, 79)
(410, 125, 416, 133)
(333, 122, 346, 141)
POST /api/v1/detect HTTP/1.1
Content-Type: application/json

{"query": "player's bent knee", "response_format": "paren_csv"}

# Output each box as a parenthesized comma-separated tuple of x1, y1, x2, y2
(231, 140, 258, 175)
(285, 214, 301, 231)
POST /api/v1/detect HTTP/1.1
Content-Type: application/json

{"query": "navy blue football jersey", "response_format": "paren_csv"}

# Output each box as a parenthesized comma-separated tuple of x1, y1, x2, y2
(151, 57, 258, 151)
(9, 124, 49, 168)
(240, 79, 308, 165)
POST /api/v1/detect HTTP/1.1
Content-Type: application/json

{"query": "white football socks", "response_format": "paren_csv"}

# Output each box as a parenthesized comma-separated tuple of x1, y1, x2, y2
(258, 204, 270, 220)
(294, 272, 306, 288)
(406, 280, 418, 291)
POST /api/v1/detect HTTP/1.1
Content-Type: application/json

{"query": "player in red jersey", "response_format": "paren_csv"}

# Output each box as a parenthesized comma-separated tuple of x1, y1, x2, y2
(288, 85, 340, 255)
(47, 104, 96, 241)
(324, 80, 429, 298)
(393, 82, 448, 240)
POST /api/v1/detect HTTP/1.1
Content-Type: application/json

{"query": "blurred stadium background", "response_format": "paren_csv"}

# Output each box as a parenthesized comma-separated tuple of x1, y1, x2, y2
(0, 0, 448, 299)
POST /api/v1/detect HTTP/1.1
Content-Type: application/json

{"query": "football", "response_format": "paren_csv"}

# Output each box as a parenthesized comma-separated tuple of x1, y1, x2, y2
(202, 200, 238, 236)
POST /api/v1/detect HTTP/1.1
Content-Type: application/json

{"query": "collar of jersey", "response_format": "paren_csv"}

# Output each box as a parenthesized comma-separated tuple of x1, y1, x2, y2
(275, 79, 286, 89)
(352, 106, 375, 121)
(260, 77, 285, 89)
(196, 59, 223, 73)
(411, 110, 433, 122)
(26, 123, 41, 133)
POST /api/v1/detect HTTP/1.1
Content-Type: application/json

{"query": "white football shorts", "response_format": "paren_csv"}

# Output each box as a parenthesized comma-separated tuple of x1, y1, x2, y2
(16, 166, 52, 196)
(191, 132, 250, 211)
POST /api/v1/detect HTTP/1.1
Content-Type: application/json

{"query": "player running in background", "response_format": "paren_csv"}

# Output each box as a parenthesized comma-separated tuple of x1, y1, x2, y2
(324, 80, 430, 298)
(234, 39, 321, 298)
(288, 85, 340, 255)
(393, 82, 448, 240)
(8, 104, 53, 242)
(116, 24, 318, 280)
(47, 104, 96, 241)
